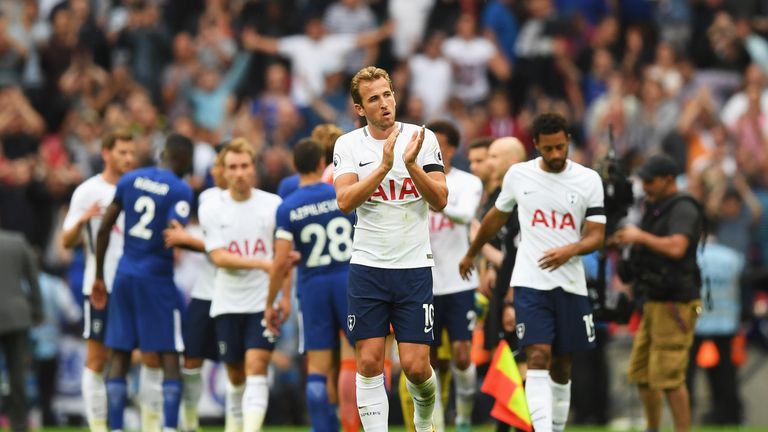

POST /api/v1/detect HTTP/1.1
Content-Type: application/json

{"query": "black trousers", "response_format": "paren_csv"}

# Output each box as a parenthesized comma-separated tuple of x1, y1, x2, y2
(686, 334, 743, 425)
(0, 329, 30, 432)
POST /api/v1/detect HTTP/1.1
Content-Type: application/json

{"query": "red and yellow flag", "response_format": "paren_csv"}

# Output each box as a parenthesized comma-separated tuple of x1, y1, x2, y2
(481, 340, 532, 431)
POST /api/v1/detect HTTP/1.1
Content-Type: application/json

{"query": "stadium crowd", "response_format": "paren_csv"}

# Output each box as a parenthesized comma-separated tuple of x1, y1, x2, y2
(2, 0, 768, 429)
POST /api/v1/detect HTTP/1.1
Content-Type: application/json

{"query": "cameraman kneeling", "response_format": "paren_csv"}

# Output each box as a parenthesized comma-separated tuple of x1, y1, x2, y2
(613, 154, 703, 432)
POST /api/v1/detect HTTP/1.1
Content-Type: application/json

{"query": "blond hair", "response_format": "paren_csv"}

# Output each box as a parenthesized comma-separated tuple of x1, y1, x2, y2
(350, 66, 393, 106)
(218, 137, 257, 165)
(311, 123, 343, 149)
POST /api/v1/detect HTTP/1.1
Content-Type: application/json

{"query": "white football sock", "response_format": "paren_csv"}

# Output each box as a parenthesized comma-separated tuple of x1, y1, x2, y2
(181, 367, 203, 431)
(225, 382, 244, 432)
(82, 367, 108, 432)
(356, 373, 389, 432)
(452, 363, 476, 426)
(551, 378, 571, 432)
(526, 369, 552, 432)
(243, 375, 268, 431)
(406, 369, 437, 432)
(432, 373, 445, 432)
(139, 366, 164, 432)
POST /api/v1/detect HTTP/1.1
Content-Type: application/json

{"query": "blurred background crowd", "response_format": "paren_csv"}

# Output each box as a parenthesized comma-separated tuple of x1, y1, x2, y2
(2, 0, 768, 428)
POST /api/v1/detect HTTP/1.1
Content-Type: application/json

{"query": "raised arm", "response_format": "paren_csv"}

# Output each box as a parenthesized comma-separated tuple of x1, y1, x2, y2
(335, 128, 398, 213)
(241, 27, 281, 55)
(403, 127, 448, 211)
(355, 21, 394, 48)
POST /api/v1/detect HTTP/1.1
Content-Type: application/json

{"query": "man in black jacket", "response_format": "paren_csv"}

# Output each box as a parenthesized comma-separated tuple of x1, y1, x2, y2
(614, 154, 703, 432)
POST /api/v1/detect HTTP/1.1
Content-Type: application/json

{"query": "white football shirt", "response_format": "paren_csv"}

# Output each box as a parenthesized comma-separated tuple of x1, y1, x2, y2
(62, 174, 125, 295)
(442, 36, 496, 105)
(495, 158, 606, 296)
(429, 168, 482, 295)
(199, 189, 282, 317)
(333, 122, 444, 268)
(189, 187, 225, 301)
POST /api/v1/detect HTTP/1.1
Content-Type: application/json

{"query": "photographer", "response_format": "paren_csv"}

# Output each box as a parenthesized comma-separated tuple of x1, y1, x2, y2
(613, 154, 703, 432)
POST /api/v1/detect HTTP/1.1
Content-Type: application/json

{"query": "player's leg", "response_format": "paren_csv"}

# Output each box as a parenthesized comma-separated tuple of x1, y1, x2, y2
(652, 301, 698, 432)
(338, 336, 360, 432)
(181, 298, 218, 432)
(391, 267, 438, 432)
(549, 289, 596, 432)
(159, 352, 183, 432)
(82, 296, 109, 432)
(242, 312, 278, 431)
(135, 277, 186, 432)
(181, 356, 204, 432)
(106, 350, 132, 432)
(303, 279, 344, 432)
(627, 302, 659, 430)
(348, 264, 394, 431)
(139, 352, 164, 432)
(515, 287, 556, 432)
(216, 314, 246, 432)
(446, 290, 478, 431)
(104, 273, 139, 432)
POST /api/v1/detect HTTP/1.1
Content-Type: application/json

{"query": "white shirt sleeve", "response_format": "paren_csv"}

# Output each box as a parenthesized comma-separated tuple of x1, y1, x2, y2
(585, 171, 607, 224)
(199, 202, 227, 252)
(495, 167, 518, 213)
(333, 135, 357, 179)
(444, 175, 482, 224)
(418, 128, 444, 170)
(62, 186, 88, 231)
(277, 35, 306, 57)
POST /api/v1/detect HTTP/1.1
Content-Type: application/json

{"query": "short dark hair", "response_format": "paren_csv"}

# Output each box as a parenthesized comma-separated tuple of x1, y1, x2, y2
(102, 128, 133, 150)
(468, 136, 494, 150)
(426, 120, 460, 148)
(531, 113, 569, 142)
(293, 138, 325, 174)
(164, 133, 194, 160)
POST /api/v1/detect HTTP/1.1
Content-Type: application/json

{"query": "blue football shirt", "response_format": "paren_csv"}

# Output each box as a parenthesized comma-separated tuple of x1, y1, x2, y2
(114, 167, 193, 278)
(275, 182, 354, 288)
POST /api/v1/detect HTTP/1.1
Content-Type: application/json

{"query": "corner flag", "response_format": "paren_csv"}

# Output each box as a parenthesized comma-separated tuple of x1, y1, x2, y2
(481, 340, 532, 431)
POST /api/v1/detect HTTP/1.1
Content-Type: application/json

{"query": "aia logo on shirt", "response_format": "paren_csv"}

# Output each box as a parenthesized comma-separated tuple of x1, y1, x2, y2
(228, 239, 268, 256)
(368, 178, 420, 202)
(531, 209, 576, 230)
(429, 213, 455, 233)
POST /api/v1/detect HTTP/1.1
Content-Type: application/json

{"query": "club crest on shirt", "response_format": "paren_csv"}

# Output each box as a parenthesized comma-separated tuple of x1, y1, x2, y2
(347, 314, 356, 331)
(566, 192, 578, 205)
(516, 323, 525, 340)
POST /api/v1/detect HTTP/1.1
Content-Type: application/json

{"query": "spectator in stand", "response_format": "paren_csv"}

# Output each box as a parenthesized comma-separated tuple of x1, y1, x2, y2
(162, 32, 199, 122)
(113, 1, 171, 104)
(706, 173, 763, 258)
(324, 0, 379, 76)
(443, 13, 510, 108)
(408, 31, 452, 120)
(245, 15, 392, 129)
(388, 0, 434, 61)
(481, 0, 518, 64)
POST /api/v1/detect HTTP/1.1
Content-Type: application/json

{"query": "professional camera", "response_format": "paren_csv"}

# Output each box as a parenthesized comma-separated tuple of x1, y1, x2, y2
(588, 138, 635, 323)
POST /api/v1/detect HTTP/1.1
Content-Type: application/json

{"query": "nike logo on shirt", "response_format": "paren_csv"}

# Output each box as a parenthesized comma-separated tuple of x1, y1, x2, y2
(359, 161, 374, 167)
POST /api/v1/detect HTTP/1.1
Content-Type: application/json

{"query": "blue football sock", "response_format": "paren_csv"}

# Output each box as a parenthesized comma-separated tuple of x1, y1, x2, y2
(162, 379, 183, 429)
(306, 374, 332, 432)
(328, 402, 339, 432)
(106, 378, 128, 431)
